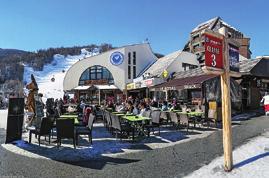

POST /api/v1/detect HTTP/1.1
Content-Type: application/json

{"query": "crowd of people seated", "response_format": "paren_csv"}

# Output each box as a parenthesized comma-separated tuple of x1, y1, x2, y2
(102, 97, 189, 116)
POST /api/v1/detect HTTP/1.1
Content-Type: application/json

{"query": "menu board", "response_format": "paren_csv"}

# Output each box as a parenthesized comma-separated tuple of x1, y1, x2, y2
(5, 98, 25, 143)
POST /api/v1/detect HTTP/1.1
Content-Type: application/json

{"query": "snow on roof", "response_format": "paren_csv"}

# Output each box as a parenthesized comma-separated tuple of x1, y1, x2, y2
(144, 50, 182, 77)
(191, 17, 219, 33)
(239, 54, 248, 62)
(191, 17, 240, 34)
(239, 58, 260, 74)
(175, 67, 206, 79)
(173, 58, 259, 78)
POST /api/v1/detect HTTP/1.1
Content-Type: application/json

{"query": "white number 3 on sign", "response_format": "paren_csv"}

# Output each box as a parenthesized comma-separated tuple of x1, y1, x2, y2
(211, 54, 216, 67)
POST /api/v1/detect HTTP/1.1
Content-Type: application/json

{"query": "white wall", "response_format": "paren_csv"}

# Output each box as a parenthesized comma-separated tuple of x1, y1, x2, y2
(63, 43, 157, 91)
(124, 43, 157, 83)
(167, 52, 198, 74)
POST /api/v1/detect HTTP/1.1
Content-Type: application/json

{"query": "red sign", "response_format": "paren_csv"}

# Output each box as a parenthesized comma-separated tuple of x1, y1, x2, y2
(145, 79, 153, 86)
(204, 34, 223, 69)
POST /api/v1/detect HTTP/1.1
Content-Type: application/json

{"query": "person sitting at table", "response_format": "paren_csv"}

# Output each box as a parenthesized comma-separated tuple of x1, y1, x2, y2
(161, 100, 168, 111)
(133, 103, 140, 115)
(126, 101, 134, 114)
(139, 102, 147, 116)
(150, 98, 158, 109)
(106, 100, 115, 111)
(83, 106, 92, 125)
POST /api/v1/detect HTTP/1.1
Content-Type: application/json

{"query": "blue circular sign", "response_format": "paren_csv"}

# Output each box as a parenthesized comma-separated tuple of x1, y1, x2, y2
(110, 52, 124, 66)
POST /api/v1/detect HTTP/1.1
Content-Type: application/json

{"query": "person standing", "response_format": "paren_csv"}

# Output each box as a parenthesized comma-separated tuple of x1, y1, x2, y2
(25, 74, 39, 126)
(261, 92, 269, 115)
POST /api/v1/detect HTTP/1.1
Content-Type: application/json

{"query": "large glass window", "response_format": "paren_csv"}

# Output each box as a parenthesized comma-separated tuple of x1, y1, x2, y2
(128, 66, 131, 79)
(133, 52, 136, 65)
(79, 65, 114, 85)
(133, 66, 136, 78)
(128, 52, 131, 65)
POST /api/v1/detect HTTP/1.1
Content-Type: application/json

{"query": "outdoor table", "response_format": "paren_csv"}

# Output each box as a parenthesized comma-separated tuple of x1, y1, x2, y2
(122, 115, 151, 141)
(176, 111, 204, 117)
(106, 108, 113, 112)
(59, 114, 78, 118)
(176, 111, 204, 128)
(122, 115, 151, 122)
(171, 110, 182, 113)
(112, 111, 125, 114)
(115, 113, 126, 117)
(59, 115, 79, 125)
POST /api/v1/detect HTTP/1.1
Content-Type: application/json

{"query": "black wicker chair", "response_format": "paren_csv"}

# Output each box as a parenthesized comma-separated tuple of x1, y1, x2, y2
(76, 114, 95, 145)
(29, 117, 54, 146)
(56, 119, 76, 149)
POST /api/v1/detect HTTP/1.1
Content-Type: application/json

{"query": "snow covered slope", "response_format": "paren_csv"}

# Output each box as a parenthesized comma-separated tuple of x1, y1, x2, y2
(23, 49, 99, 100)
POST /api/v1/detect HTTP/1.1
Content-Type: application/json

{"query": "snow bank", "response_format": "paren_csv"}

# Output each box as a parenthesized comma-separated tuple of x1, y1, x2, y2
(185, 131, 269, 178)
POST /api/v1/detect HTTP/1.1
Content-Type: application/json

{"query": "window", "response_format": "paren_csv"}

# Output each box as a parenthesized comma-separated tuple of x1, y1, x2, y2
(133, 52, 136, 65)
(133, 66, 136, 78)
(182, 63, 198, 71)
(193, 43, 199, 49)
(80, 68, 89, 80)
(128, 66, 131, 79)
(128, 52, 131, 65)
(79, 65, 114, 85)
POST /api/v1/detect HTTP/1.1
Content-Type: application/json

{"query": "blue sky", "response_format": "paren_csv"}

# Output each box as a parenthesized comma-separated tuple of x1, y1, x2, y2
(0, 0, 268, 57)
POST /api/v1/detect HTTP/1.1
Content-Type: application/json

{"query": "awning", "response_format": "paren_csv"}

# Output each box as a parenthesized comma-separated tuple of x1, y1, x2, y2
(151, 74, 217, 91)
(73, 86, 91, 90)
(73, 85, 118, 90)
(94, 85, 118, 90)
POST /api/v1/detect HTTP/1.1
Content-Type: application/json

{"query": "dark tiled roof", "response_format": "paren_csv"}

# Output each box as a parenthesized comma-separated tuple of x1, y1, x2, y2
(173, 59, 260, 79)
(175, 68, 206, 79)
(153, 74, 216, 90)
(239, 59, 260, 74)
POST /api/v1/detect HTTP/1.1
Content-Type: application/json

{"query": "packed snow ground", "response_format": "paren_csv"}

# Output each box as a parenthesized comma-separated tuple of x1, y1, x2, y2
(23, 49, 99, 100)
(2, 109, 269, 178)
(1, 109, 218, 161)
(184, 130, 269, 178)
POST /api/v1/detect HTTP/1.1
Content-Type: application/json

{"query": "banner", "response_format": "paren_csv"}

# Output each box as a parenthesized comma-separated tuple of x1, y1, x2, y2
(229, 44, 240, 72)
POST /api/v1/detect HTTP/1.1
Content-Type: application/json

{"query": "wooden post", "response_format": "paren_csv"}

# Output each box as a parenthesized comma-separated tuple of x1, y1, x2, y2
(220, 28, 233, 171)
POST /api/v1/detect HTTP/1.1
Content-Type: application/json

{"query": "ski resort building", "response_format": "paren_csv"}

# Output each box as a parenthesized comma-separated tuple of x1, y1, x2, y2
(63, 43, 157, 103)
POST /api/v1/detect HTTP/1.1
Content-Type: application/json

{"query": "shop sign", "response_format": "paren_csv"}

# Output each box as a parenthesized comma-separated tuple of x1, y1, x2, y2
(162, 70, 169, 78)
(110, 52, 124, 66)
(204, 34, 223, 69)
(141, 80, 147, 88)
(145, 79, 153, 86)
(184, 84, 201, 89)
(161, 86, 176, 91)
(85, 79, 108, 85)
(127, 83, 135, 90)
(135, 82, 141, 88)
(229, 44, 239, 72)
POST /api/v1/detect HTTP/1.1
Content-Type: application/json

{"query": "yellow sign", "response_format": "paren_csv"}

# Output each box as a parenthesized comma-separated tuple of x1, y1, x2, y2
(162, 70, 168, 78)
(126, 83, 135, 90)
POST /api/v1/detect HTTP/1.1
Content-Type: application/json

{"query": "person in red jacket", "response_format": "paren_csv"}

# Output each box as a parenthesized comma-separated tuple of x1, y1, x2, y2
(83, 106, 92, 125)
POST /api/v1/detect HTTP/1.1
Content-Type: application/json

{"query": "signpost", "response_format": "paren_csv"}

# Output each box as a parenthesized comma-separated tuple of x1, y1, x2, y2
(203, 28, 240, 171)
(204, 33, 223, 69)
